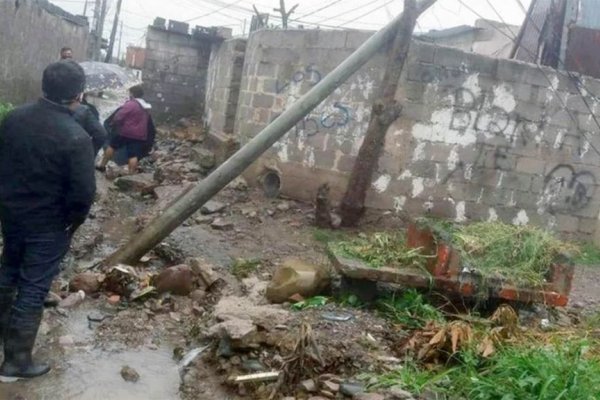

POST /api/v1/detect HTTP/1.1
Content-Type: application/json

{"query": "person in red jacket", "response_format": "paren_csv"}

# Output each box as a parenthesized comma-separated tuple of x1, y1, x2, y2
(96, 84, 152, 174)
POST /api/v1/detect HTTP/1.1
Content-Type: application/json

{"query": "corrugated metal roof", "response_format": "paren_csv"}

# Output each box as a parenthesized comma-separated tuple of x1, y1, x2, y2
(577, 0, 600, 29)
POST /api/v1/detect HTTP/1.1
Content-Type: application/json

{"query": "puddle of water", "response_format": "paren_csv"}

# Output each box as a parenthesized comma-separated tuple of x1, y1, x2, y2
(0, 305, 181, 400)
(0, 347, 180, 400)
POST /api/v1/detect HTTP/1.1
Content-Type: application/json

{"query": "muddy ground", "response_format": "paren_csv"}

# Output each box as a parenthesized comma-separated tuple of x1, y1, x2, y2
(0, 125, 599, 400)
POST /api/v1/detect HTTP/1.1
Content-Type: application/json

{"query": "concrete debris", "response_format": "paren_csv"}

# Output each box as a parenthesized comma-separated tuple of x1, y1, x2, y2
(277, 201, 291, 212)
(103, 265, 138, 297)
(209, 319, 257, 346)
(190, 289, 207, 303)
(69, 272, 103, 294)
(58, 335, 75, 347)
(241, 277, 268, 304)
(266, 258, 330, 304)
(114, 173, 157, 194)
(300, 379, 318, 393)
(200, 200, 226, 215)
(339, 382, 365, 397)
(154, 264, 194, 295)
(211, 218, 234, 231)
(58, 290, 85, 308)
(120, 365, 140, 383)
(227, 177, 248, 191)
(322, 380, 340, 393)
(191, 147, 216, 171)
(107, 294, 121, 305)
(153, 184, 194, 211)
(188, 257, 220, 288)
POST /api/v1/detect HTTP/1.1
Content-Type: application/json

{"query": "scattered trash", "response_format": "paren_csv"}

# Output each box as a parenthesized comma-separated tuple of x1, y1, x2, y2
(322, 312, 354, 322)
(233, 371, 280, 383)
(178, 345, 210, 371)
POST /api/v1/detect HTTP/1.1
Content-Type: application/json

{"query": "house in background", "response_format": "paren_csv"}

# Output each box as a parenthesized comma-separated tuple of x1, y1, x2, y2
(126, 46, 146, 76)
(417, 19, 519, 58)
(512, 0, 600, 80)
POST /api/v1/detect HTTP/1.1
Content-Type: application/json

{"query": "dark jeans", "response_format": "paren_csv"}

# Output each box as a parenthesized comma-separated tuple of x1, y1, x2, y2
(0, 230, 71, 331)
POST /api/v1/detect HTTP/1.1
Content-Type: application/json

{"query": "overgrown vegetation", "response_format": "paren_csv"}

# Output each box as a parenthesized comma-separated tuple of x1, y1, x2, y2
(377, 289, 444, 329)
(0, 102, 13, 124)
(574, 242, 600, 266)
(290, 296, 329, 311)
(231, 258, 261, 279)
(369, 340, 600, 399)
(331, 233, 430, 269)
(452, 222, 578, 286)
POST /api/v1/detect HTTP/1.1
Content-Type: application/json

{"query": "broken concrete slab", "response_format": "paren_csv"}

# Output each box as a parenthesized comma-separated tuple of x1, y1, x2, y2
(212, 295, 291, 336)
(153, 184, 194, 211)
(114, 173, 157, 194)
(188, 258, 220, 288)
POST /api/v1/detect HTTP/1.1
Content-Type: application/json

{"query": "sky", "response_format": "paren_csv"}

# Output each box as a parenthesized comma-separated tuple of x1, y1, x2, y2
(49, 0, 533, 59)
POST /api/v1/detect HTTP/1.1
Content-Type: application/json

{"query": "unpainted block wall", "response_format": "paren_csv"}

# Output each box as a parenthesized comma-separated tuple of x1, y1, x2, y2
(143, 27, 212, 120)
(204, 38, 247, 160)
(0, 0, 88, 104)
(229, 29, 600, 240)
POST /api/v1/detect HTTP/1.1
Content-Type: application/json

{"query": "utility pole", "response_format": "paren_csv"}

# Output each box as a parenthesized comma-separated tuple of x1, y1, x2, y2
(117, 20, 124, 64)
(274, 0, 298, 29)
(104, 0, 437, 266)
(105, 0, 123, 63)
(83, 0, 89, 17)
(340, 0, 436, 226)
(97, 0, 108, 61)
(92, 0, 102, 61)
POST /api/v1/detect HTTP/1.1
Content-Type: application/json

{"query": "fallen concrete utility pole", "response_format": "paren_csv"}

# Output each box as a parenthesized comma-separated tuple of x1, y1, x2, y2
(105, 1, 436, 266)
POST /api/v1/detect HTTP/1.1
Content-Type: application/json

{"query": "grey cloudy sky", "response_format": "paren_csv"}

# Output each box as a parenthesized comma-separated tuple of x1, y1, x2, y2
(50, 0, 532, 57)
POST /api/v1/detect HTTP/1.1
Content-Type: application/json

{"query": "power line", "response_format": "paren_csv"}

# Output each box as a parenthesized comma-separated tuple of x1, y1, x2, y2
(455, 0, 600, 157)
(313, 0, 383, 24)
(293, 0, 344, 20)
(184, 0, 247, 22)
(336, 0, 396, 27)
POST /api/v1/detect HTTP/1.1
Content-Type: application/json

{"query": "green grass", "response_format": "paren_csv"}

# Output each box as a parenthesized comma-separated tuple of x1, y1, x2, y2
(376, 289, 444, 329)
(574, 242, 600, 266)
(331, 232, 431, 269)
(367, 340, 600, 399)
(0, 102, 13, 124)
(290, 296, 329, 310)
(230, 258, 261, 279)
(313, 228, 349, 244)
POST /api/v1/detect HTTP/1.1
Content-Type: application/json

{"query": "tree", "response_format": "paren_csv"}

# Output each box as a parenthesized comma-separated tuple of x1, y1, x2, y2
(339, 0, 437, 227)
(274, 0, 298, 29)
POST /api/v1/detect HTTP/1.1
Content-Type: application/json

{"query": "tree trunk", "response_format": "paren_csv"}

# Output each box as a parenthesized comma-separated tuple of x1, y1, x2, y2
(339, 0, 436, 227)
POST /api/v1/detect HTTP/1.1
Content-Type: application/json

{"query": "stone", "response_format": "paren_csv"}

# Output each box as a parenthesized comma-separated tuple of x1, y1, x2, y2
(107, 295, 121, 305)
(227, 177, 248, 191)
(58, 335, 75, 346)
(322, 380, 340, 392)
(114, 173, 156, 194)
(69, 272, 102, 294)
(188, 258, 220, 288)
(211, 218, 234, 231)
(154, 264, 194, 296)
(383, 388, 416, 399)
(300, 378, 318, 392)
(191, 147, 216, 170)
(340, 382, 365, 397)
(330, 212, 342, 229)
(58, 290, 85, 308)
(120, 365, 140, 382)
(277, 201, 291, 212)
(266, 258, 330, 304)
(208, 319, 257, 347)
(320, 390, 335, 399)
(44, 291, 62, 307)
(190, 289, 207, 303)
(354, 394, 385, 400)
(201, 200, 226, 215)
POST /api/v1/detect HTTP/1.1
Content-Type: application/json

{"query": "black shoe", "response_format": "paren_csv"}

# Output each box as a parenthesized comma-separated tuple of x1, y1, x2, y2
(0, 310, 51, 382)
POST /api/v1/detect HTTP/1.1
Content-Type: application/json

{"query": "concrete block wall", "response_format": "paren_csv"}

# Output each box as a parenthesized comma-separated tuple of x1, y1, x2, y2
(204, 38, 247, 161)
(0, 0, 88, 104)
(143, 26, 212, 120)
(227, 29, 600, 240)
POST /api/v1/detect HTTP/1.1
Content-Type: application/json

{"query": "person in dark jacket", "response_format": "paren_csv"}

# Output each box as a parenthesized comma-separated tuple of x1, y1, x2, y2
(73, 98, 107, 156)
(96, 84, 153, 174)
(0, 61, 95, 382)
